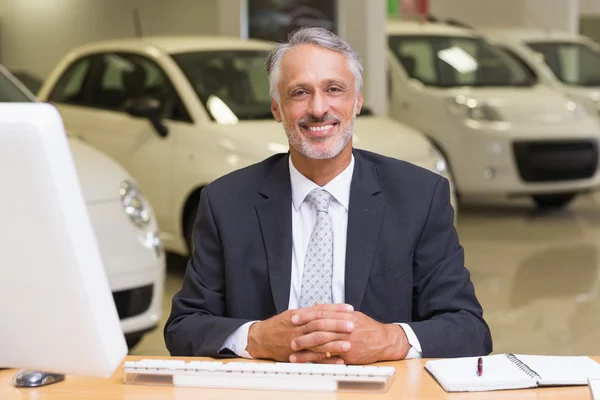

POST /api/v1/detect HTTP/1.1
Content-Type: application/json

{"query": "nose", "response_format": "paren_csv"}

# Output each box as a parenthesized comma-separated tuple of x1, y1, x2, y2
(308, 92, 329, 118)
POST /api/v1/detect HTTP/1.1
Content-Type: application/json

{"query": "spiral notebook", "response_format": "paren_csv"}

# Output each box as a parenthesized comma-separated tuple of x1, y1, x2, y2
(425, 354, 600, 392)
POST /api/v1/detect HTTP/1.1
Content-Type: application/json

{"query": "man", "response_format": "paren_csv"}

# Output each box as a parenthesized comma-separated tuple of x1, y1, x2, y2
(164, 27, 492, 364)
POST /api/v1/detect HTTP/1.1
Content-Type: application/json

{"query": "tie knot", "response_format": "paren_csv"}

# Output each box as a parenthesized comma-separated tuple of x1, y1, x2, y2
(306, 188, 331, 213)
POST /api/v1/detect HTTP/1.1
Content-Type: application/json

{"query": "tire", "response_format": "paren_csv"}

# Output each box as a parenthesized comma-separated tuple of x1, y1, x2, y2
(532, 193, 577, 209)
(125, 333, 144, 350)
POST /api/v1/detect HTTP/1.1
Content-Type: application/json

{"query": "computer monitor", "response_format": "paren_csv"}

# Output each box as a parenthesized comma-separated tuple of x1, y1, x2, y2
(0, 103, 127, 385)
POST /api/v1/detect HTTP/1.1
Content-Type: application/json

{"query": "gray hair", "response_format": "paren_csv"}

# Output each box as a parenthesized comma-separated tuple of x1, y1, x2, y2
(265, 27, 363, 103)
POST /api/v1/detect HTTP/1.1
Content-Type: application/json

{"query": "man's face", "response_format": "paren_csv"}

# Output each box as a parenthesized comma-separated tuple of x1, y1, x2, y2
(271, 44, 363, 160)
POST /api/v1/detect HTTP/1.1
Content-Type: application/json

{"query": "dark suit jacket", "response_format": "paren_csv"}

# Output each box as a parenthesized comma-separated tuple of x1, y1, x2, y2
(164, 149, 493, 358)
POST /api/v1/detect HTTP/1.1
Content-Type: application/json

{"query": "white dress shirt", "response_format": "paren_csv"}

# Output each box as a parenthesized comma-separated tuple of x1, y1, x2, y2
(221, 155, 422, 359)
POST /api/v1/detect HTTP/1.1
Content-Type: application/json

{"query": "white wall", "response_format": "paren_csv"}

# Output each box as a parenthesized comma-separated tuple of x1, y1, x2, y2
(130, 0, 219, 36)
(0, 0, 219, 78)
(429, 0, 580, 32)
(580, 0, 600, 15)
(429, 0, 524, 28)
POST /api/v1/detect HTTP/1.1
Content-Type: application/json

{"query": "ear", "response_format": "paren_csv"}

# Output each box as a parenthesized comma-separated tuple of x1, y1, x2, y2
(271, 99, 282, 123)
(355, 92, 364, 115)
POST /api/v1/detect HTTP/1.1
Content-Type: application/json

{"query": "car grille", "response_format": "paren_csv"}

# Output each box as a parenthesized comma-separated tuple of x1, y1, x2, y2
(513, 140, 598, 182)
(112, 284, 153, 320)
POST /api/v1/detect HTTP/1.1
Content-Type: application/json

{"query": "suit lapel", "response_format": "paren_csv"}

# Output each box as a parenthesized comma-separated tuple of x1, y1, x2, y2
(255, 155, 293, 315)
(344, 151, 384, 310)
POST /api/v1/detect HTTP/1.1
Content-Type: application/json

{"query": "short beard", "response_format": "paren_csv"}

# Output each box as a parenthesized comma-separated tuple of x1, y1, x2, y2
(282, 100, 357, 160)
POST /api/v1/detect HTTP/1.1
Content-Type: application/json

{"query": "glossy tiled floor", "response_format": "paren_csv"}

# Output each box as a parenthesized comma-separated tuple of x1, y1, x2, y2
(131, 191, 600, 358)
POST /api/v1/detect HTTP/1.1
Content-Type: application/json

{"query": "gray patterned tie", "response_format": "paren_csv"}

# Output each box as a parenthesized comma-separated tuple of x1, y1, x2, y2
(299, 188, 333, 308)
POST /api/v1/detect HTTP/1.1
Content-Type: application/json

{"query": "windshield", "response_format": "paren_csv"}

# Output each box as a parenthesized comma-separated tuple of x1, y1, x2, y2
(526, 41, 600, 86)
(172, 50, 273, 121)
(0, 69, 33, 102)
(389, 35, 535, 87)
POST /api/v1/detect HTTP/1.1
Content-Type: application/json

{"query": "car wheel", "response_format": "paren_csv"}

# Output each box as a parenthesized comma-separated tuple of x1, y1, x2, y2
(125, 333, 144, 350)
(532, 193, 577, 209)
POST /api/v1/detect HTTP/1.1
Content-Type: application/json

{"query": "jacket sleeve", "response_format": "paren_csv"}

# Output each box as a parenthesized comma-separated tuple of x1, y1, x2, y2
(406, 177, 493, 358)
(164, 187, 251, 357)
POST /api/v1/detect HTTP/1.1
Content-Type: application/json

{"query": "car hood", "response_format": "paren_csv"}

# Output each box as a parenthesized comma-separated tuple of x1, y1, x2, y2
(448, 85, 586, 124)
(210, 116, 434, 164)
(68, 138, 130, 203)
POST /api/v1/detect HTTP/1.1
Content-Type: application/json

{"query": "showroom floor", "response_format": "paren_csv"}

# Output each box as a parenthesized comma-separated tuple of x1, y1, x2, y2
(131, 191, 600, 358)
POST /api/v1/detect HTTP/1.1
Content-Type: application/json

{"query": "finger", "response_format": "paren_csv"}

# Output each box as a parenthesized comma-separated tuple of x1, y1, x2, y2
(314, 303, 354, 313)
(290, 331, 348, 351)
(292, 331, 351, 352)
(298, 340, 352, 354)
(289, 350, 330, 364)
(290, 341, 351, 362)
(316, 357, 345, 365)
(292, 309, 354, 325)
(301, 318, 355, 334)
(291, 303, 353, 325)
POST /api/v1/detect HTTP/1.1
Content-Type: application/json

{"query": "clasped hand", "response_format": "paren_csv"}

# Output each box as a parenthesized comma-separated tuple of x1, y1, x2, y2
(246, 304, 410, 365)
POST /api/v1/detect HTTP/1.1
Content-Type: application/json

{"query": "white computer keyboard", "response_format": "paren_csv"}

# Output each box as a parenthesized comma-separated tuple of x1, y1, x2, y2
(123, 359, 396, 393)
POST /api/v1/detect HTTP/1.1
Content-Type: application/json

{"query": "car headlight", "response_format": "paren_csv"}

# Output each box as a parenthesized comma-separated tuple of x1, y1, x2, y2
(119, 180, 152, 230)
(446, 95, 504, 122)
(429, 147, 448, 175)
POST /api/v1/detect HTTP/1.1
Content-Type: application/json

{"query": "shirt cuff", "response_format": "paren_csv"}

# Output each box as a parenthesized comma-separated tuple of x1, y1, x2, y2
(396, 323, 423, 359)
(220, 321, 259, 358)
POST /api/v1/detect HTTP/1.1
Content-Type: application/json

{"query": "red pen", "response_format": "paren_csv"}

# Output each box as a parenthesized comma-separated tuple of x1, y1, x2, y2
(477, 357, 483, 376)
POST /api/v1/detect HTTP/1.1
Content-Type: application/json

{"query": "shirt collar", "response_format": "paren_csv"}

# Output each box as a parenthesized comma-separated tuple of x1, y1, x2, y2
(289, 154, 354, 212)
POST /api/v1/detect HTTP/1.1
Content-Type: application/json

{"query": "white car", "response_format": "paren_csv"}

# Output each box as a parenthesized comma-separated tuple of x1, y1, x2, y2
(482, 28, 600, 120)
(36, 36, 455, 257)
(0, 64, 166, 350)
(387, 21, 600, 209)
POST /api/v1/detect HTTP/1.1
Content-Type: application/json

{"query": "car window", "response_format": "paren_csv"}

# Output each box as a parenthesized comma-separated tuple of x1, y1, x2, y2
(0, 69, 33, 102)
(172, 50, 273, 122)
(88, 53, 191, 122)
(526, 41, 600, 86)
(397, 39, 437, 82)
(494, 45, 538, 82)
(9, 71, 43, 95)
(48, 58, 92, 104)
(389, 35, 535, 87)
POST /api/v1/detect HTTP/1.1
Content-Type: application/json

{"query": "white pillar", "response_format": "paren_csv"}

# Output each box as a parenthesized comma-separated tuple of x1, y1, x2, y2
(429, 0, 525, 28)
(217, 0, 246, 38)
(429, 0, 580, 32)
(522, 0, 580, 33)
(338, 0, 388, 116)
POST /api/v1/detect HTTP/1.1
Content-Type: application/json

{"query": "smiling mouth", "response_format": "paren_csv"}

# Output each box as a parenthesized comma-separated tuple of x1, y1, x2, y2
(300, 122, 339, 135)
(305, 123, 336, 132)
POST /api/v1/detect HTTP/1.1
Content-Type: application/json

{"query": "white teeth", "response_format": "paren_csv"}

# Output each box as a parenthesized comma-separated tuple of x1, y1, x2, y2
(307, 124, 334, 132)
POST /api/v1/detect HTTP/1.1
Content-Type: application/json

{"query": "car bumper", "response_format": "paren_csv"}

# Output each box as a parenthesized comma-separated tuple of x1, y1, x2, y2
(88, 200, 166, 335)
(113, 268, 165, 335)
(451, 122, 600, 197)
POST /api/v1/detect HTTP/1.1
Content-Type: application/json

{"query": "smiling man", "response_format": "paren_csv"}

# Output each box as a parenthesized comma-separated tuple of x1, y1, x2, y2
(164, 27, 492, 364)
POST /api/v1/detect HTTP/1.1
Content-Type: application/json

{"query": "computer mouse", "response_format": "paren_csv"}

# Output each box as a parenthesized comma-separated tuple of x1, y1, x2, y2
(13, 370, 65, 387)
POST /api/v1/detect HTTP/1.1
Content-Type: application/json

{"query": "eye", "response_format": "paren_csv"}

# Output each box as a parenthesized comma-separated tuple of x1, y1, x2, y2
(291, 89, 308, 97)
(328, 86, 343, 93)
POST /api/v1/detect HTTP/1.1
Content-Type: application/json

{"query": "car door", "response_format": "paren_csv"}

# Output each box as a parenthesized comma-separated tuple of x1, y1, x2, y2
(46, 52, 192, 234)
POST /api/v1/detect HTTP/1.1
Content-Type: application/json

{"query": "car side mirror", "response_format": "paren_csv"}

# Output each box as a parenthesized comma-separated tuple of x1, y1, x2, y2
(124, 96, 169, 138)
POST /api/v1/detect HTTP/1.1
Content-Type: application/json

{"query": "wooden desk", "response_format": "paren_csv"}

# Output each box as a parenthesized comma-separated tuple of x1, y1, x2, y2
(0, 356, 596, 400)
